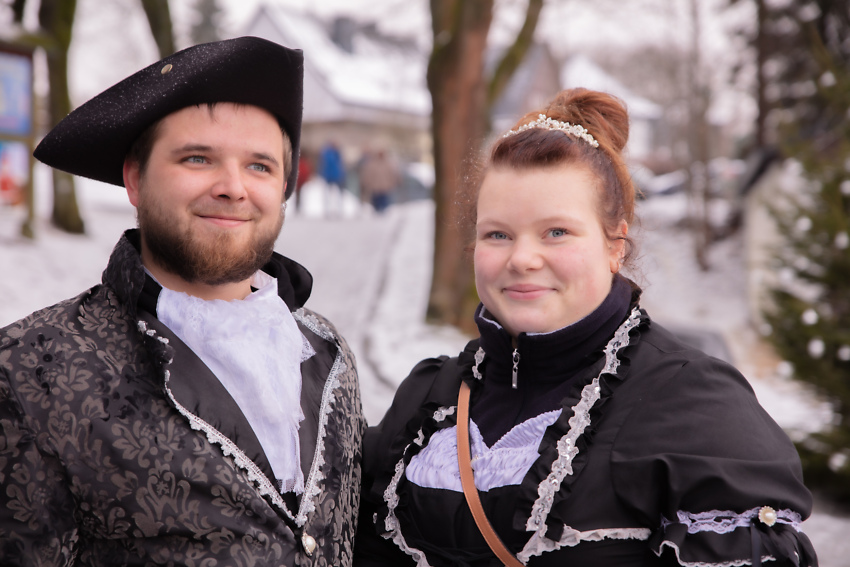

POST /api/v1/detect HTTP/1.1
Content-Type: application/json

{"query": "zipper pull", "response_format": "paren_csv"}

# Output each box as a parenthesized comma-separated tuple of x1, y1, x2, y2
(512, 348, 520, 389)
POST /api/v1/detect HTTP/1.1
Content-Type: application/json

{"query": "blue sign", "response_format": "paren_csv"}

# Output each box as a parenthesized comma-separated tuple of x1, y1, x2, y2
(0, 50, 33, 137)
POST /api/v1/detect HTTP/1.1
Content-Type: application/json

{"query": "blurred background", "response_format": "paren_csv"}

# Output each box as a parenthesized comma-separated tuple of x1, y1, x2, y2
(1, 0, 848, 561)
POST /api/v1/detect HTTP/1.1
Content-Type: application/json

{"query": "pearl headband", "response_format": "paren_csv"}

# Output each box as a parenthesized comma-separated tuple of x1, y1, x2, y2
(503, 113, 599, 148)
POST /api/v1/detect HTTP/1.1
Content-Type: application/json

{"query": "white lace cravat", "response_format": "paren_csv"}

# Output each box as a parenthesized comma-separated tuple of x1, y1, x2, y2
(156, 270, 314, 494)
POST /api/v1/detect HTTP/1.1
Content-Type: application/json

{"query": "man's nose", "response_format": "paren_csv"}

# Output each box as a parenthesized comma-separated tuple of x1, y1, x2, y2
(214, 164, 248, 200)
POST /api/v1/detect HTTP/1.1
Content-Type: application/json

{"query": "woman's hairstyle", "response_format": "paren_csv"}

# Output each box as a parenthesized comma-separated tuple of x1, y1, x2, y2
(464, 88, 639, 268)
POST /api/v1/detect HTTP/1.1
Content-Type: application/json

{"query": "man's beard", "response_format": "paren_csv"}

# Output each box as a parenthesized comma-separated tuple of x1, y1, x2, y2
(138, 199, 284, 287)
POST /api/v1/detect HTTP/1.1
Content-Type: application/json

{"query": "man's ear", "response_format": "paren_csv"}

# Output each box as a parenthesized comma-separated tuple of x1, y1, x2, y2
(123, 159, 141, 207)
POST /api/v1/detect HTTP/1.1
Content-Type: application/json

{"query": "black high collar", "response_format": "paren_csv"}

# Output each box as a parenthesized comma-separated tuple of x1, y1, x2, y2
(105, 229, 314, 318)
(474, 275, 635, 389)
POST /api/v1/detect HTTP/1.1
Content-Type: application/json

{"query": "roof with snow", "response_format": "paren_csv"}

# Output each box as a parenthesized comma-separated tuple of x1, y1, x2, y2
(560, 54, 661, 121)
(244, 5, 430, 121)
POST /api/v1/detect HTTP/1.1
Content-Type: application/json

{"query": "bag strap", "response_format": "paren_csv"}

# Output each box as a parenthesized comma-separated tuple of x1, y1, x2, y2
(456, 381, 525, 567)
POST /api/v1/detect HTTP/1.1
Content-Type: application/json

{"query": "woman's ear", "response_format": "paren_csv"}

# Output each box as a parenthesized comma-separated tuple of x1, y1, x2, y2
(609, 220, 628, 273)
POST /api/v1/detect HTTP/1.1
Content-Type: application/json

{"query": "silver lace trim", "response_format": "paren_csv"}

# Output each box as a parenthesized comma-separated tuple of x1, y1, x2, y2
(518, 308, 642, 562)
(161, 366, 297, 523)
(144, 313, 346, 529)
(656, 541, 777, 567)
(472, 347, 485, 380)
(296, 308, 335, 342)
(664, 507, 804, 534)
(383, 406, 456, 567)
(433, 406, 456, 422)
(521, 526, 651, 559)
(296, 347, 345, 526)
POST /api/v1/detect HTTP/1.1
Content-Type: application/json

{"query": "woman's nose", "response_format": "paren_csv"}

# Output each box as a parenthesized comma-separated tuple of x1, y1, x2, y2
(507, 238, 543, 271)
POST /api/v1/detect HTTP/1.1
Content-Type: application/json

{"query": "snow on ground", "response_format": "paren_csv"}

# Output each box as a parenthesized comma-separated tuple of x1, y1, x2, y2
(1, 178, 848, 563)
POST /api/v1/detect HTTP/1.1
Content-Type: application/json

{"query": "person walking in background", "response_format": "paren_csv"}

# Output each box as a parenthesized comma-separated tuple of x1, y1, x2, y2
(354, 89, 816, 566)
(359, 147, 401, 214)
(319, 140, 347, 217)
(0, 37, 365, 566)
(295, 149, 313, 213)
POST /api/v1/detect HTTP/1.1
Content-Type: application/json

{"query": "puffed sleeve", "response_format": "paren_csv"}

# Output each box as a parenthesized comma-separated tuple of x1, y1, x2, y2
(0, 371, 78, 566)
(354, 355, 450, 567)
(611, 354, 817, 567)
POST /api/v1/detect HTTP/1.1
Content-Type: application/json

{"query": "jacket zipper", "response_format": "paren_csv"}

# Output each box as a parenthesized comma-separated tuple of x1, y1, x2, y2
(512, 348, 520, 389)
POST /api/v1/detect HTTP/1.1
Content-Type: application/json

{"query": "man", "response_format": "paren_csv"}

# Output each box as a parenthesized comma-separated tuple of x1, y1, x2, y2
(0, 37, 364, 566)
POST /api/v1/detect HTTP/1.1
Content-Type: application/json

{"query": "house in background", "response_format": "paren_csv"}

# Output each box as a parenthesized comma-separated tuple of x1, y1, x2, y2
(243, 5, 669, 193)
(243, 4, 432, 168)
(560, 53, 663, 165)
(489, 42, 562, 136)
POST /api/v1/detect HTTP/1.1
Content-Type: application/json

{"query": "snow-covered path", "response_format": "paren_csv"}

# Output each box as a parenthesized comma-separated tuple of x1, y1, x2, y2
(1, 179, 848, 563)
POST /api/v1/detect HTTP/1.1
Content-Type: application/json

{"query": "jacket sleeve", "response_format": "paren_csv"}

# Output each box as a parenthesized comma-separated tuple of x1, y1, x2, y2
(610, 355, 817, 567)
(354, 355, 449, 567)
(0, 369, 78, 567)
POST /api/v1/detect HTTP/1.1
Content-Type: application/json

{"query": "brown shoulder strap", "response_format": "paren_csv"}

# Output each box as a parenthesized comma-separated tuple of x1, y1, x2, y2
(456, 381, 525, 567)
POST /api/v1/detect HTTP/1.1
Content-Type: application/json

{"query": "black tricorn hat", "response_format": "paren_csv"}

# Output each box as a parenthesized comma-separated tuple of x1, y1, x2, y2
(34, 36, 303, 199)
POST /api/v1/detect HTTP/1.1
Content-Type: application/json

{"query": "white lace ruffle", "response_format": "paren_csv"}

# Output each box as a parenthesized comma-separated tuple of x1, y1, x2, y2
(664, 507, 804, 535)
(382, 308, 643, 565)
(518, 308, 642, 563)
(523, 526, 651, 559)
(656, 541, 777, 567)
(405, 411, 562, 492)
(157, 271, 309, 494)
(383, 406, 457, 567)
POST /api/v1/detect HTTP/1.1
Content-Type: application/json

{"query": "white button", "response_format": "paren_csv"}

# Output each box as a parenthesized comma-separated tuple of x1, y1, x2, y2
(301, 533, 317, 555)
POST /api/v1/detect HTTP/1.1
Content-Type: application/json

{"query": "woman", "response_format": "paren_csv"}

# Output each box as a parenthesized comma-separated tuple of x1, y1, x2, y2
(354, 89, 817, 566)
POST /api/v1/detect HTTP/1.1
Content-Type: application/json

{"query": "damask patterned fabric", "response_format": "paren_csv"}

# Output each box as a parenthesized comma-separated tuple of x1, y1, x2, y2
(0, 230, 365, 566)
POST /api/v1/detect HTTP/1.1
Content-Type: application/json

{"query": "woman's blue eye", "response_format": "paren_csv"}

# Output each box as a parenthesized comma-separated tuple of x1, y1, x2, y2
(488, 231, 508, 240)
(186, 156, 206, 164)
(550, 228, 567, 237)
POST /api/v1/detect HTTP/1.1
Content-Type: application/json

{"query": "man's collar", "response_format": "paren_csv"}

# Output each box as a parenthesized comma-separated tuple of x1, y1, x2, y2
(103, 229, 314, 317)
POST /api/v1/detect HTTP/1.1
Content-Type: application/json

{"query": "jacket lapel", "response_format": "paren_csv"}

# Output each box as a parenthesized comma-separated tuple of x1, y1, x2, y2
(296, 322, 337, 500)
(138, 311, 276, 482)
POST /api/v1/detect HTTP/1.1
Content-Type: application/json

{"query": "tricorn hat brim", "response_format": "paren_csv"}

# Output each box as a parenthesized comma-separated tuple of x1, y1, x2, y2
(34, 36, 303, 199)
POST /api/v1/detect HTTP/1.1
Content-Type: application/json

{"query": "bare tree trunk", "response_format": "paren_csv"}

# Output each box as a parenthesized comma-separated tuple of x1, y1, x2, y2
(686, 0, 711, 270)
(140, 0, 175, 57)
(426, 0, 493, 329)
(426, 0, 543, 330)
(487, 0, 543, 108)
(39, 0, 85, 234)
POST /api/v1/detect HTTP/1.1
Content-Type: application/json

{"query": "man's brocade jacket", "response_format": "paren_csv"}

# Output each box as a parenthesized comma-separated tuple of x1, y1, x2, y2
(0, 230, 365, 566)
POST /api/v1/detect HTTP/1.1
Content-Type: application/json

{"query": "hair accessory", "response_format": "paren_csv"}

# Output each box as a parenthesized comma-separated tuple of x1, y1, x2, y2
(503, 113, 599, 148)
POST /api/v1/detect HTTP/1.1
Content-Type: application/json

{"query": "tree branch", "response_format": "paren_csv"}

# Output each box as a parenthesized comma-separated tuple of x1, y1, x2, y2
(487, 0, 544, 109)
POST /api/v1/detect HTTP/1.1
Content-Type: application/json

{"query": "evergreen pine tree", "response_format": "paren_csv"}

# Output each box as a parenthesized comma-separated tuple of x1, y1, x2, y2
(761, 1, 850, 504)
